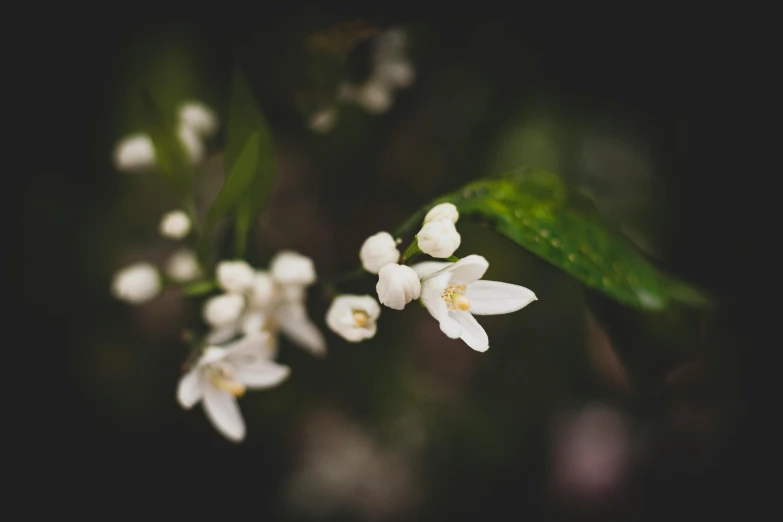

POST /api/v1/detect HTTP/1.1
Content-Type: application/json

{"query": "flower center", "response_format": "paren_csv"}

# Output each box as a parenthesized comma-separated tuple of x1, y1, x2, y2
(352, 309, 370, 328)
(207, 365, 246, 397)
(443, 284, 470, 311)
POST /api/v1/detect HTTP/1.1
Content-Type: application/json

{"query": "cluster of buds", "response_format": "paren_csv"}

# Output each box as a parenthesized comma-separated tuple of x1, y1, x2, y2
(327, 203, 537, 352)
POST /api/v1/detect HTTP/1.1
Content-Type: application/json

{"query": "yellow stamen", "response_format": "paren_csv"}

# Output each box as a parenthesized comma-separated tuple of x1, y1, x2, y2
(353, 310, 370, 328)
(209, 368, 246, 397)
(453, 295, 471, 311)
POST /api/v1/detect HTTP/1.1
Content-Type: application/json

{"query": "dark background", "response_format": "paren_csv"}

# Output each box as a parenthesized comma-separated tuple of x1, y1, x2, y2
(19, 4, 768, 520)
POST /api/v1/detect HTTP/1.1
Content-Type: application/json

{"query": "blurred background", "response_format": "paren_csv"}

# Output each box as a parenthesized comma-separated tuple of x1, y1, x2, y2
(19, 4, 767, 520)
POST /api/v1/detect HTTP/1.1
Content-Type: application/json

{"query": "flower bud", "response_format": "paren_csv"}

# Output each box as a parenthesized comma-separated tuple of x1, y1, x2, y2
(159, 210, 191, 239)
(249, 271, 276, 308)
(111, 262, 161, 304)
(376, 264, 421, 310)
(177, 123, 205, 165)
(179, 101, 218, 137)
(326, 295, 381, 342)
(417, 219, 461, 258)
(165, 248, 201, 282)
(216, 260, 255, 293)
(270, 251, 316, 286)
(423, 203, 459, 225)
(113, 134, 156, 173)
(203, 293, 245, 327)
(359, 231, 400, 274)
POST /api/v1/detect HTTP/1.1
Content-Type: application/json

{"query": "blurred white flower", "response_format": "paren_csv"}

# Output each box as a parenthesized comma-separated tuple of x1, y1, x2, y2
(417, 219, 461, 258)
(356, 79, 393, 114)
(326, 295, 381, 342)
(270, 251, 316, 286)
(113, 133, 156, 173)
(159, 210, 191, 239)
(179, 101, 218, 137)
(249, 271, 276, 308)
(375, 60, 415, 89)
(177, 332, 289, 442)
(165, 248, 201, 282)
(203, 293, 246, 328)
(216, 260, 255, 293)
(111, 262, 161, 304)
(309, 107, 338, 134)
(177, 123, 205, 165)
(413, 255, 537, 352)
(376, 264, 421, 310)
(360, 231, 400, 274)
(423, 202, 459, 225)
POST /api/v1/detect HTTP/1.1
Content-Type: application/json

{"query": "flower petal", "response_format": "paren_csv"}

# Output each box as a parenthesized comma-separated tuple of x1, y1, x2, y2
(450, 311, 489, 352)
(412, 261, 452, 280)
(224, 331, 274, 366)
(206, 324, 239, 345)
(234, 361, 290, 389)
(202, 387, 246, 442)
(445, 255, 489, 284)
(177, 370, 203, 409)
(465, 280, 538, 315)
(276, 303, 327, 356)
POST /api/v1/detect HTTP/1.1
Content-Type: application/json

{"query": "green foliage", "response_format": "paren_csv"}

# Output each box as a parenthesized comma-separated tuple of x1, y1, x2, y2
(397, 168, 709, 311)
(219, 66, 277, 257)
(140, 91, 192, 196)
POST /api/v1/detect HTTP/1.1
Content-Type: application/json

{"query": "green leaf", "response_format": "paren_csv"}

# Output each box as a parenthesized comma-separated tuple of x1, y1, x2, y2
(181, 280, 218, 296)
(398, 168, 710, 311)
(218, 66, 277, 256)
(140, 90, 191, 195)
(204, 132, 261, 231)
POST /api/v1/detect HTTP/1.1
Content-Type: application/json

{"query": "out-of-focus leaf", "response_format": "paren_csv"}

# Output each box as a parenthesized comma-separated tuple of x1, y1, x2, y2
(221, 66, 276, 255)
(181, 280, 218, 296)
(397, 168, 710, 311)
(204, 132, 261, 230)
(140, 91, 191, 195)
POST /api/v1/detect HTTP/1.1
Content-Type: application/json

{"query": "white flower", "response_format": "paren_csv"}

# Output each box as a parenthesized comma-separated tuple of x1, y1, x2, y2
(203, 293, 246, 327)
(113, 133, 156, 173)
(309, 107, 338, 134)
(376, 264, 421, 310)
(165, 248, 201, 282)
(326, 295, 381, 342)
(356, 80, 393, 114)
(270, 251, 317, 286)
(216, 260, 255, 293)
(417, 219, 461, 258)
(375, 60, 415, 89)
(177, 332, 289, 442)
(177, 123, 205, 165)
(111, 262, 161, 303)
(423, 203, 459, 225)
(360, 232, 400, 274)
(179, 101, 218, 137)
(159, 210, 191, 239)
(249, 271, 276, 308)
(413, 255, 537, 352)
(274, 300, 327, 356)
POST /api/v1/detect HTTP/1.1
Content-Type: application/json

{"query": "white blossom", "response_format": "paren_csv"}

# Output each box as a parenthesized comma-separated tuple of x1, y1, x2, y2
(179, 101, 218, 137)
(376, 264, 421, 310)
(111, 262, 161, 304)
(326, 295, 381, 342)
(249, 271, 276, 308)
(177, 123, 205, 165)
(423, 203, 459, 225)
(360, 232, 400, 274)
(177, 332, 289, 442)
(375, 60, 415, 89)
(270, 251, 316, 286)
(165, 248, 201, 282)
(356, 80, 393, 114)
(159, 210, 191, 239)
(417, 219, 461, 258)
(413, 255, 537, 352)
(113, 133, 156, 173)
(203, 293, 246, 328)
(216, 260, 255, 293)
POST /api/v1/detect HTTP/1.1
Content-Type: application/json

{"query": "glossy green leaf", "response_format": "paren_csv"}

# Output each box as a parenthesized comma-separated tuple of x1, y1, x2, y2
(396, 168, 710, 311)
(221, 66, 277, 256)
(140, 90, 191, 195)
